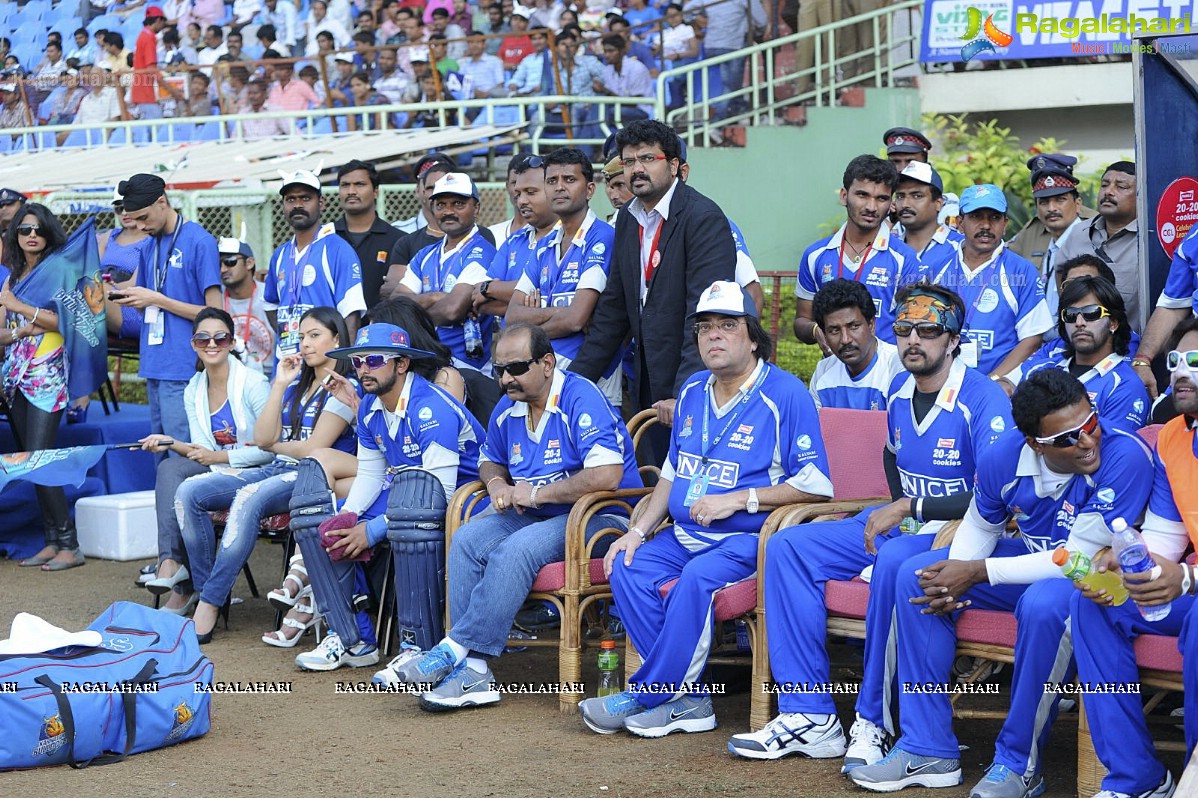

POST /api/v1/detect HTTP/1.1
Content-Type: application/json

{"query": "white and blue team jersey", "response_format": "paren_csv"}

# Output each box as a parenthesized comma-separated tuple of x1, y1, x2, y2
(265, 224, 365, 358)
(809, 338, 902, 411)
(934, 243, 1053, 374)
(1024, 353, 1149, 432)
(729, 219, 760, 288)
(663, 360, 833, 551)
(796, 222, 925, 344)
(895, 223, 962, 274)
(888, 358, 1015, 502)
(275, 378, 362, 463)
(479, 369, 641, 519)
(1159, 222, 1198, 316)
(400, 226, 498, 373)
(490, 223, 550, 285)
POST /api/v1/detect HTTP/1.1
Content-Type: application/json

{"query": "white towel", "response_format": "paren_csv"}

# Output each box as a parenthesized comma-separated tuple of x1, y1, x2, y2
(0, 612, 102, 656)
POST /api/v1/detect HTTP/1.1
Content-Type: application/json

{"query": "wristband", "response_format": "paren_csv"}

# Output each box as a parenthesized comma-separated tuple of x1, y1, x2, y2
(1181, 563, 1193, 597)
(30, 307, 40, 326)
(631, 526, 646, 544)
(486, 476, 506, 490)
(1132, 358, 1152, 368)
(529, 483, 541, 509)
(915, 497, 925, 524)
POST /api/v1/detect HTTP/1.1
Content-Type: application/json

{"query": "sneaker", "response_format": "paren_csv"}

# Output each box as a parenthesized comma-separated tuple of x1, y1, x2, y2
(294, 633, 380, 672)
(971, 764, 1046, 798)
(1093, 771, 1176, 798)
(727, 712, 846, 760)
(514, 602, 561, 632)
(848, 747, 963, 792)
(418, 662, 501, 712)
(843, 714, 889, 773)
(372, 645, 423, 688)
(391, 643, 458, 687)
(579, 691, 646, 734)
(624, 694, 717, 738)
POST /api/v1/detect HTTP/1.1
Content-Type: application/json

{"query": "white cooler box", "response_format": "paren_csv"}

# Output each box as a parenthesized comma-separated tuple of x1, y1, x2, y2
(76, 491, 158, 561)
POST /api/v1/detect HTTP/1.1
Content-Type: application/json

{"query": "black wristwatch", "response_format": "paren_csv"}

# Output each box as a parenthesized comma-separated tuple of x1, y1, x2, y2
(478, 280, 493, 300)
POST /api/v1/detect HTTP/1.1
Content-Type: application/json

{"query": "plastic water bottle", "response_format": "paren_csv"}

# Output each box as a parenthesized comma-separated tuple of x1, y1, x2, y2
(1110, 518, 1170, 621)
(1052, 547, 1130, 605)
(597, 639, 621, 697)
(463, 316, 483, 360)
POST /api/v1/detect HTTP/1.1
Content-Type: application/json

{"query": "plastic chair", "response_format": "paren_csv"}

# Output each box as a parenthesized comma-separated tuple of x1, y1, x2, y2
(193, 120, 221, 140)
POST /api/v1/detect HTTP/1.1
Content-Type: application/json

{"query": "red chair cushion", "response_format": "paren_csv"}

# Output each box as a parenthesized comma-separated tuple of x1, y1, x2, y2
(956, 609, 1018, 649)
(826, 578, 869, 619)
(530, 559, 609, 592)
(1134, 633, 1183, 673)
(657, 577, 757, 622)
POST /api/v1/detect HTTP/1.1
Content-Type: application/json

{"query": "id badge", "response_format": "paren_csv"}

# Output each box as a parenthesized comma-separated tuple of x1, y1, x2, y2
(959, 340, 978, 369)
(145, 306, 164, 346)
(683, 473, 709, 508)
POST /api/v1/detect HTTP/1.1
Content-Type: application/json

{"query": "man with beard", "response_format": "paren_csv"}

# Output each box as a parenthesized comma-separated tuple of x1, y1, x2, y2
(397, 173, 499, 374)
(849, 368, 1152, 796)
(294, 322, 484, 672)
(332, 159, 402, 311)
(376, 322, 640, 707)
(265, 169, 366, 357)
(892, 162, 961, 274)
(1021, 275, 1147, 432)
(808, 278, 902, 411)
(793, 155, 923, 351)
(730, 283, 1015, 771)
(932, 184, 1052, 377)
(1067, 317, 1198, 798)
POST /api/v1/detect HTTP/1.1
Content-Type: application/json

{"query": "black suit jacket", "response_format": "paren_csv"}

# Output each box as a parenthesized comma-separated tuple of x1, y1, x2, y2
(570, 180, 736, 410)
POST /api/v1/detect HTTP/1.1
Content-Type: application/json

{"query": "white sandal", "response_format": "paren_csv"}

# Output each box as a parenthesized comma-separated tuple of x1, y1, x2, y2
(267, 554, 309, 612)
(261, 596, 321, 648)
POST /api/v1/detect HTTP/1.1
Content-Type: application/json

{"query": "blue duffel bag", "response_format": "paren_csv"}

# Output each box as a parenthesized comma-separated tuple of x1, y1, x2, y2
(0, 601, 214, 770)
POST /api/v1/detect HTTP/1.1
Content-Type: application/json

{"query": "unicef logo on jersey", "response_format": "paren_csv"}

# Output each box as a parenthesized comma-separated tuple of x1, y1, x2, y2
(796, 434, 812, 451)
(418, 407, 433, 421)
(990, 416, 1006, 433)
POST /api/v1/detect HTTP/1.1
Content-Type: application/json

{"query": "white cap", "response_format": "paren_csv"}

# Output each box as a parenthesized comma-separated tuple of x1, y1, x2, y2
(688, 280, 758, 321)
(277, 168, 322, 195)
(511, 6, 532, 19)
(429, 172, 479, 201)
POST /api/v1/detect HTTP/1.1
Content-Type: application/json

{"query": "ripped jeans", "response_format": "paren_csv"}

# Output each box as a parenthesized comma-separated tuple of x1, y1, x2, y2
(177, 461, 299, 607)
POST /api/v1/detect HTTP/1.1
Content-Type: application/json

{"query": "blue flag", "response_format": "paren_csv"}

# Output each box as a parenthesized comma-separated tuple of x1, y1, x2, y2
(10, 217, 107, 402)
(0, 445, 106, 493)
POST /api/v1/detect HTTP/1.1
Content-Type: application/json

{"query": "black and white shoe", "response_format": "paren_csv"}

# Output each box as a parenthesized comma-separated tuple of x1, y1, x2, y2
(727, 712, 846, 760)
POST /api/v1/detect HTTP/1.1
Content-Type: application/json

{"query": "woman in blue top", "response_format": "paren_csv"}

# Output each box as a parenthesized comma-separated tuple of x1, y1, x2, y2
(100, 190, 153, 342)
(140, 308, 273, 613)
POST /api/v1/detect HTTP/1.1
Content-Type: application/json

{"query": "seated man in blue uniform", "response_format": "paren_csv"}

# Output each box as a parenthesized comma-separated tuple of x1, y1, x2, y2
(848, 369, 1153, 796)
(729, 281, 1014, 768)
(808, 278, 902, 411)
(578, 281, 835, 738)
(378, 322, 641, 710)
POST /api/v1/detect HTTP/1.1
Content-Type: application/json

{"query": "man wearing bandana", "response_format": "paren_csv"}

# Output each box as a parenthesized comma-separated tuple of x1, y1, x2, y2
(730, 282, 1015, 773)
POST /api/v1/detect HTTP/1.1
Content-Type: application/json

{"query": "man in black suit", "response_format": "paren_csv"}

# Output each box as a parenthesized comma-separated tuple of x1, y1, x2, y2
(570, 120, 736, 427)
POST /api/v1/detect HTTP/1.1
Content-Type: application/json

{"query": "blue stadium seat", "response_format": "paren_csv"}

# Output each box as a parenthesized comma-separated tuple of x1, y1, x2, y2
(61, 128, 99, 148)
(107, 127, 127, 145)
(169, 123, 194, 142)
(194, 120, 221, 140)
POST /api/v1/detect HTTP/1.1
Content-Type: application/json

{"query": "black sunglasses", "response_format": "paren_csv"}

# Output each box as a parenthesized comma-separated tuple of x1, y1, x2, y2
(220, 256, 242, 267)
(1034, 410, 1099, 448)
(494, 357, 540, 378)
(15, 224, 44, 237)
(191, 332, 234, 348)
(1060, 304, 1110, 324)
(892, 321, 949, 340)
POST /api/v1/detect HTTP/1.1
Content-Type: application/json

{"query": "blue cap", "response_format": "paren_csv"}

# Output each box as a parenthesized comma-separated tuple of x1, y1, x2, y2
(0, 188, 26, 206)
(327, 323, 436, 361)
(1026, 153, 1077, 173)
(959, 184, 1007, 215)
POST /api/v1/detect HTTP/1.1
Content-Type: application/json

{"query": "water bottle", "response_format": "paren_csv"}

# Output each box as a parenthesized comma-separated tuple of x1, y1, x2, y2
(1052, 547, 1130, 605)
(597, 639, 621, 697)
(463, 316, 483, 360)
(1110, 518, 1170, 621)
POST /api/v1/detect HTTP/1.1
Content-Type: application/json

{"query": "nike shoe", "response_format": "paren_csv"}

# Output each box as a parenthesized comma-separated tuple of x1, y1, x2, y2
(848, 747, 962, 792)
(624, 694, 717, 738)
(970, 763, 1045, 798)
(843, 714, 889, 773)
(579, 691, 646, 734)
(392, 642, 458, 688)
(371, 645, 424, 688)
(294, 633, 379, 672)
(728, 712, 846, 760)
(1093, 771, 1176, 798)
(418, 662, 501, 712)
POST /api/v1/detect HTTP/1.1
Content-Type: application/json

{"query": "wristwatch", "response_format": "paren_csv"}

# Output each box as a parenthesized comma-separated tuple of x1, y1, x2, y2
(746, 488, 759, 514)
(478, 280, 493, 300)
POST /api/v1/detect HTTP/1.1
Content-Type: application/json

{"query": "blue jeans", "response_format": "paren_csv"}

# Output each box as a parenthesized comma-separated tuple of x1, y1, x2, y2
(156, 456, 209, 567)
(447, 510, 623, 657)
(177, 461, 297, 607)
(705, 47, 747, 120)
(146, 378, 190, 461)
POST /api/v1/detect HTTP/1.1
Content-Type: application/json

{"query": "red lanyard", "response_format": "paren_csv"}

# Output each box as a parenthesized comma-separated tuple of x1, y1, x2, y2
(837, 238, 873, 281)
(640, 221, 664, 285)
(224, 287, 255, 347)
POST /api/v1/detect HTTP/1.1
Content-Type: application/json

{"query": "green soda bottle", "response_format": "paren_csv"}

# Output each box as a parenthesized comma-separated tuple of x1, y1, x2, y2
(597, 639, 622, 697)
(1052, 547, 1130, 605)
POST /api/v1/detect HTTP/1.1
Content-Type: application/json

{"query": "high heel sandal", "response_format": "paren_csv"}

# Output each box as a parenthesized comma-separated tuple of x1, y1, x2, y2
(261, 592, 320, 648)
(267, 554, 309, 612)
(19, 545, 60, 567)
(160, 592, 199, 616)
(194, 600, 231, 645)
(146, 563, 191, 596)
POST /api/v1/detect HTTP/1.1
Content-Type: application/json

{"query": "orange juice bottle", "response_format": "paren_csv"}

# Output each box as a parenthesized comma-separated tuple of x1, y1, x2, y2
(1052, 547, 1130, 606)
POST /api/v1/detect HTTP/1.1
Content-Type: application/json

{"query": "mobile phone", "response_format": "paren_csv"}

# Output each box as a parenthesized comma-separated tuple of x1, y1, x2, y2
(321, 373, 338, 389)
(108, 291, 127, 301)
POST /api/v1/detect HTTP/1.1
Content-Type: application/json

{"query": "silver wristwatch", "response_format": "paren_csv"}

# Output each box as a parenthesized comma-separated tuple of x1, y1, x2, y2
(746, 488, 759, 514)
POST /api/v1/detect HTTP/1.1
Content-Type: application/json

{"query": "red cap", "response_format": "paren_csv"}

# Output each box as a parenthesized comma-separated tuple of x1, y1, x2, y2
(145, 5, 166, 17)
(1051, 547, 1069, 566)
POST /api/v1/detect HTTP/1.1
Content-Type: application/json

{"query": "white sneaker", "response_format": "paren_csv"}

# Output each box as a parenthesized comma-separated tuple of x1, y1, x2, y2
(1093, 771, 1176, 798)
(295, 632, 380, 672)
(842, 714, 889, 773)
(372, 645, 423, 688)
(727, 712, 846, 760)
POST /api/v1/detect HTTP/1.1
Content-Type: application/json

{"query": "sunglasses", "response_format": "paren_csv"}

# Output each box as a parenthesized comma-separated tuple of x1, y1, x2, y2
(220, 256, 242, 267)
(191, 332, 234, 348)
(1060, 304, 1110, 324)
(1167, 349, 1198, 371)
(525, 155, 545, 168)
(494, 357, 540, 378)
(892, 321, 949, 340)
(1034, 409, 1099, 448)
(350, 353, 399, 370)
(15, 224, 44, 237)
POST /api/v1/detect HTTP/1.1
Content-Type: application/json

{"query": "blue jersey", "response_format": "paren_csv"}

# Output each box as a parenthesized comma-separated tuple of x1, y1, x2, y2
(356, 373, 483, 490)
(933, 244, 1053, 375)
(479, 369, 641, 519)
(887, 358, 1015, 500)
(896, 223, 962, 274)
(664, 361, 833, 551)
(489, 224, 549, 284)
(400, 227, 498, 372)
(136, 219, 221, 381)
(1160, 222, 1198, 315)
(809, 339, 902, 411)
(729, 219, 759, 287)
(796, 222, 924, 344)
(265, 224, 366, 357)
(277, 378, 360, 461)
(516, 212, 615, 362)
(1025, 353, 1148, 432)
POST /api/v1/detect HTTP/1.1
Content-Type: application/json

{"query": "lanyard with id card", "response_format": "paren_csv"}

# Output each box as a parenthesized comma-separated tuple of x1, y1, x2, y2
(147, 217, 185, 346)
(684, 366, 768, 508)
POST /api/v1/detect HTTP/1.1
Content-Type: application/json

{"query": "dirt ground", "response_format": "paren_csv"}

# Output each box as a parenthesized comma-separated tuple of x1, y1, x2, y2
(1, 544, 1187, 798)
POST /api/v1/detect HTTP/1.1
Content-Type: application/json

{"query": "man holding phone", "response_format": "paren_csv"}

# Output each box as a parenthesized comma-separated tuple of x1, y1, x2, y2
(219, 237, 276, 376)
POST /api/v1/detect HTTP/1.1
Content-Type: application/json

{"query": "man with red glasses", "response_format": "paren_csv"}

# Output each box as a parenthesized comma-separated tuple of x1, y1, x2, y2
(849, 369, 1153, 796)
(1068, 317, 1198, 798)
(377, 322, 641, 709)
(293, 322, 484, 672)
